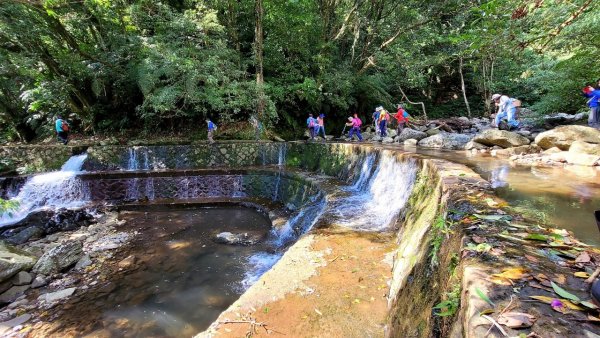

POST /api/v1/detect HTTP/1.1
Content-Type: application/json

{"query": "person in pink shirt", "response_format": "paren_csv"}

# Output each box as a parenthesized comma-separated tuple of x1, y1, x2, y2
(346, 115, 363, 141)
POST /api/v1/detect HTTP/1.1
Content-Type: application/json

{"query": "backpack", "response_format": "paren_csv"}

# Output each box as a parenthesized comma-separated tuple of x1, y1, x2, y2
(61, 121, 70, 132)
(308, 118, 315, 128)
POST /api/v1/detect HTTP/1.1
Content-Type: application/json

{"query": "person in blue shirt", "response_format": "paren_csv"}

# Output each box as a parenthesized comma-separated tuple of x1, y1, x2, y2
(55, 115, 69, 145)
(583, 83, 600, 128)
(206, 118, 217, 144)
(492, 94, 520, 130)
(306, 114, 316, 140)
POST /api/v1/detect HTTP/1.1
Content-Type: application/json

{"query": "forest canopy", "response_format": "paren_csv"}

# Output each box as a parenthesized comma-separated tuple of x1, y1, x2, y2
(0, 0, 598, 141)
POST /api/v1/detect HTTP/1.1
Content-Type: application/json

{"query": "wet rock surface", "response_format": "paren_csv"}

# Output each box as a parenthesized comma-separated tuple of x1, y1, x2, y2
(213, 231, 263, 246)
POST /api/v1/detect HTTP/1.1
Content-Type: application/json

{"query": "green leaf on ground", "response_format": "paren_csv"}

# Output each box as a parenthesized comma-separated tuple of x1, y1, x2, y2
(551, 282, 580, 302)
(475, 287, 495, 307)
(525, 233, 548, 241)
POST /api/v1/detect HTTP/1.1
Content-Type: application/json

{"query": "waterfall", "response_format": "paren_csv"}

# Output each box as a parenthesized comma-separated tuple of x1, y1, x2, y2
(0, 154, 89, 227)
(127, 148, 138, 170)
(277, 143, 287, 167)
(347, 152, 377, 191)
(334, 152, 417, 231)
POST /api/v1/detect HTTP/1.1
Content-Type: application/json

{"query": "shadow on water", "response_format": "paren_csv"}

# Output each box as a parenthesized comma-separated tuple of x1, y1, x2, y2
(411, 147, 600, 246)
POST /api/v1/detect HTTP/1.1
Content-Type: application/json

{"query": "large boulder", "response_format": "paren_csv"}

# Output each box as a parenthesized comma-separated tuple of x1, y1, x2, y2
(543, 112, 587, 128)
(417, 133, 472, 150)
(396, 128, 428, 142)
(534, 125, 600, 150)
(569, 140, 600, 156)
(32, 241, 83, 275)
(0, 242, 37, 284)
(473, 129, 530, 148)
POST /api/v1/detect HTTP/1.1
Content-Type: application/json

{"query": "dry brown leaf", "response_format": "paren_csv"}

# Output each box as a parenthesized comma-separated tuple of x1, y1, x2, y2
(553, 274, 567, 285)
(472, 235, 486, 244)
(587, 315, 600, 322)
(498, 312, 537, 329)
(525, 254, 539, 263)
(575, 252, 591, 263)
(529, 296, 584, 311)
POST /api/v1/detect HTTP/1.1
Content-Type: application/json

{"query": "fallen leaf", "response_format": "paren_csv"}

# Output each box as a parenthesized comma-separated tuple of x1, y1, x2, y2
(574, 272, 590, 278)
(474, 214, 511, 222)
(551, 282, 580, 302)
(490, 268, 529, 285)
(353, 298, 361, 304)
(498, 312, 537, 328)
(552, 274, 566, 285)
(472, 235, 486, 244)
(475, 287, 495, 307)
(480, 308, 495, 315)
(528, 281, 552, 292)
(525, 233, 548, 241)
(581, 301, 599, 310)
(587, 315, 600, 322)
(525, 254, 539, 263)
(575, 252, 591, 263)
(530, 296, 584, 311)
(314, 309, 323, 316)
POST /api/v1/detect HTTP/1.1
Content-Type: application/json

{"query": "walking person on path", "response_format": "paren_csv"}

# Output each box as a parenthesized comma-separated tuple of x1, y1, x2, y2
(316, 114, 326, 140)
(250, 115, 261, 140)
(206, 118, 217, 144)
(394, 104, 409, 135)
(583, 83, 600, 128)
(377, 107, 390, 137)
(372, 108, 381, 136)
(346, 116, 363, 141)
(306, 114, 317, 140)
(55, 115, 69, 145)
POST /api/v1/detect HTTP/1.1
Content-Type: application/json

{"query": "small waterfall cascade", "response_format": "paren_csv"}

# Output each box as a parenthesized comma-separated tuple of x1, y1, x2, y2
(277, 143, 287, 167)
(334, 151, 418, 231)
(0, 154, 89, 227)
(127, 147, 151, 170)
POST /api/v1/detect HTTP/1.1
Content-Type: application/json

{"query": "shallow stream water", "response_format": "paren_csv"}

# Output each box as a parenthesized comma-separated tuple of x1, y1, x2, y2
(54, 206, 273, 337)
(410, 148, 600, 246)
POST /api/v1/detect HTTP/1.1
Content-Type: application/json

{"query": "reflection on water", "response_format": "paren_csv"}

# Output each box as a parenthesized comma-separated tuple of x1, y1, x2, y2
(411, 148, 600, 246)
(59, 207, 272, 337)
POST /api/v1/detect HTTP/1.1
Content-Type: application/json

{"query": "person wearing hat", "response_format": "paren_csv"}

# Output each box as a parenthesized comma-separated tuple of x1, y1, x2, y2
(316, 114, 326, 140)
(492, 94, 519, 130)
(346, 116, 363, 141)
(582, 84, 600, 128)
(377, 106, 390, 137)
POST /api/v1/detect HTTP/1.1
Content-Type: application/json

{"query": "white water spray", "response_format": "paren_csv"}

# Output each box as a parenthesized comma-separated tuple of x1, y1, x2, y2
(0, 154, 89, 227)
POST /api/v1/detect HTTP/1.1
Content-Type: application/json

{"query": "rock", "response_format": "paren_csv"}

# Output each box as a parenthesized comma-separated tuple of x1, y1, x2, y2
(0, 314, 31, 335)
(325, 135, 334, 141)
(549, 151, 569, 163)
(37, 287, 76, 303)
(371, 136, 382, 142)
(542, 112, 587, 128)
(543, 147, 562, 154)
(568, 140, 600, 156)
(0, 242, 37, 284)
(0, 285, 30, 304)
(89, 232, 130, 252)
(492, 145, 542, 157)
(387, 129, 397, 138)
(417, 132, 472, 150)
(534, 125, 600, 150)
(5, 227, 44, 245)
(117, 255, 136, 269)
(214, 232, 262, 246)
(564, 153, 600, 166)
(32, 241, 83, 275)
(425, 128, 440, 136)
(473, 129, 530, 148)
(11, 272, 32, 286)
(382, 137, 394, 143)
(74, 254, 92, 270)
(272, 135, 285, 142)
(404, 139, 418, 146)
(396, 128, 428, 142)
(31, 275, 48, 289)
(464, 141, 488, 151)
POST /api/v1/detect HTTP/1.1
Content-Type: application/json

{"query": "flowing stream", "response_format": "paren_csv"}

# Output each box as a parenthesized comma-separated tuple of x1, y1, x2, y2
(0, 154, 89, 227)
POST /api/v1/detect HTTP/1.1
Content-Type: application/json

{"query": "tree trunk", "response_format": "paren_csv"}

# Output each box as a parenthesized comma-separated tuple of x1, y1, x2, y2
(459, 57, 471, 118)
(255, 0, 265, 123)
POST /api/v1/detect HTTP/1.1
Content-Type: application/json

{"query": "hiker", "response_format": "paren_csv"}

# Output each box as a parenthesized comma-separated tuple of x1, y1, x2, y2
(306, 114, 317, 140)
(395, 104, 409, 135)
(316, 114, 326, 140)
(583, 84, 600, 128)
(372, 108, 381, 135)
(206, 118, 217, 144)
(377, 106, 390, 137)
(492, 94, 520, 130)
(346, 116, 363, 141)
(55, 115, 69, 145)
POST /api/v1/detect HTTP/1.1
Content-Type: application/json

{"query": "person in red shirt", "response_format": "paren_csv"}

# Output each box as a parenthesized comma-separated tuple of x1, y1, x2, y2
(394, 104, 409, 135)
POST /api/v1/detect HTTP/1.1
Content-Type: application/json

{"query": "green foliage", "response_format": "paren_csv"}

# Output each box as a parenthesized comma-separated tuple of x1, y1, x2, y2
(0, 199, 19, 217)
(433, 283, 461, 317)
(429, 215, 454, 268)
(0, 0, 599, 140)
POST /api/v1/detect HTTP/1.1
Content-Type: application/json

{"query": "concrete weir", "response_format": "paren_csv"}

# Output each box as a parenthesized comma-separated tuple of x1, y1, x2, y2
(0, 141, 597, 337)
